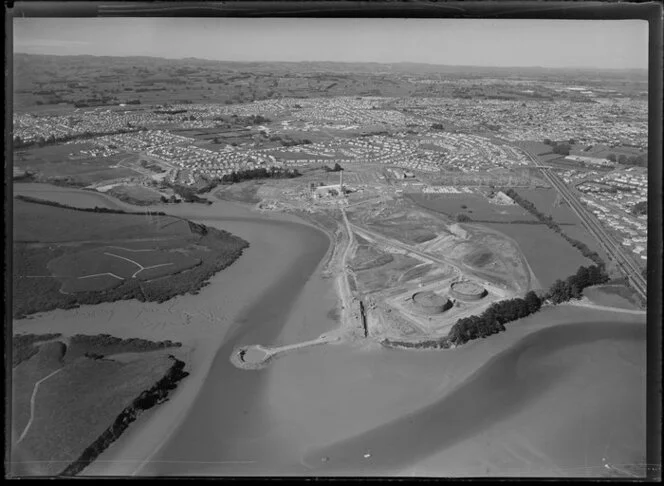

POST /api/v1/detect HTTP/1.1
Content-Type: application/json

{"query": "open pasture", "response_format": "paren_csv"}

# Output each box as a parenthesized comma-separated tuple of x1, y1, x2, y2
(14, 146, 138, 185)
(48, 246, 201, 293)
(13, 183, 123, 210)
(12, 350, 175, 476)
(12, 199, 248, 317)
(107, 184, 165, 205)
(214, 181, 262, 204)
(13, 198, 191, 243)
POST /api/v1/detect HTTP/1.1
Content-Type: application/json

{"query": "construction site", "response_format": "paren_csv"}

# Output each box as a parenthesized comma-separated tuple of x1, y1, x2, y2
(228, 164, 543, 368)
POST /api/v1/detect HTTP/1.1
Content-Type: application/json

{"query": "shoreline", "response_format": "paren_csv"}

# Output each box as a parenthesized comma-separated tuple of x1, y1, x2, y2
(12, 184, 337, 476)
(11, 183, 647, 476)
(92, 200, 336, 475)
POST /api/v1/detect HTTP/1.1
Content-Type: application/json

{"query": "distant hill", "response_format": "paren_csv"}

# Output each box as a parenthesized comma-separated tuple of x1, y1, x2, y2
(13, 53, 648, 79)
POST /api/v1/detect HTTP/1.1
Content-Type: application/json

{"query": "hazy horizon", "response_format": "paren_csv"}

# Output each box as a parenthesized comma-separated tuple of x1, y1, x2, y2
(14, 18, 648, 70)
(13, 51, 649, 72)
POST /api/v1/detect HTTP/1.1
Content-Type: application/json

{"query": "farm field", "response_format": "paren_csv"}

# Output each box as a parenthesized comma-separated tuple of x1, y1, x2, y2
(13, 183, 124, 210)
(12, 199, 248, 317)
(107, 184, 165, 205)
(14, 146, 139, 185)
(480, 222, 593, 289)
(214, 181, 263, 204)
(13, 198, 191, 243)
(11, 334, 183, 476)
(49, 246, 201, 292)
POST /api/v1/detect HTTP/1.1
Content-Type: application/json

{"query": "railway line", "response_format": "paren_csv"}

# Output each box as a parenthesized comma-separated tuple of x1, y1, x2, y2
(518, 146, 647, 301)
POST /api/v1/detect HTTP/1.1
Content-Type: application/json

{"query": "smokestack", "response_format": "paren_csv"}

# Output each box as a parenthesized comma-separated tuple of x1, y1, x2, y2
(339, 170, 343, 197)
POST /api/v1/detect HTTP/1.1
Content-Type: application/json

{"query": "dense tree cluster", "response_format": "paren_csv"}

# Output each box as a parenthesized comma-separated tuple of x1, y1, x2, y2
(65, 334, 182, 362)
(455, 213, 472, 222)
(267, 134, 312, 147)
(219, 166, 302, 184)
(504, 189, 605, 267)
(169, 184, 212, 204)
(246, 114, 271, 125)
(154, 108, 188, 115)
(631, 200, 647, 216)
(446, 262, 609, 347)
(324, 163, 344, 172)
(448, 290, 542, 346)
(431, 123, 445, 130)
(545, 265, 610, 304)
(543, 139, 572, 156)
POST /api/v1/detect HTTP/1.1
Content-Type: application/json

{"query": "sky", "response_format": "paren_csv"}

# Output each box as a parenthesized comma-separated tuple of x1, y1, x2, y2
(13, 18, 649, 69)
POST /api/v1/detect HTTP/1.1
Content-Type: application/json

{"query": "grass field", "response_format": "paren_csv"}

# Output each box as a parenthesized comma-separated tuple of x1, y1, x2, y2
(14, 146, 139, 185)
(12, 348, 176, 476)
(12, 199, 248, 317)
(13, 183, 123, 210)
(48, 246, 201, 292)
(13, 198, 191, 243)
(107, 184, 164, 205)
(214, 181, 262, 204)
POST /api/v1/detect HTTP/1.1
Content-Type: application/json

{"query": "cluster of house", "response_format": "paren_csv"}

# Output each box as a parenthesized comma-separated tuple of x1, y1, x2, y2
(390, 95, 647, 149)
(421, 185, 474, 194)
(578, 168, 647, 262)
(559, 168, 600, 185)
(419, 133, 529, 172)
(564, 154, 615, 167)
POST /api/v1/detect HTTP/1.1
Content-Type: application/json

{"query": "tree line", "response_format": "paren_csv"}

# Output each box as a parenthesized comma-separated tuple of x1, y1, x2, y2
(172, 167, 303, 197)
(448, 264, 608, 346)
(383, 262, 610, 350)
(216, 166, 302, 184)
(543, 139, 573, 156)
(503, 189, 605, 267)
(631, 200, 647, 216)
(606, 153, 647, 167)
(15, 194, 166, 216)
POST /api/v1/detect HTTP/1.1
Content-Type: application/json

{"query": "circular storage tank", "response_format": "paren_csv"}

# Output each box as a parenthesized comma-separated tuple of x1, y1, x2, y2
(412, 291, 453, 314)
(450, 281, 487, 301)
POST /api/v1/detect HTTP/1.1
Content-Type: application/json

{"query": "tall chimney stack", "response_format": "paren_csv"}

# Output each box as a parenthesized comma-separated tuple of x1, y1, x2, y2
(339, 170, 343, 197)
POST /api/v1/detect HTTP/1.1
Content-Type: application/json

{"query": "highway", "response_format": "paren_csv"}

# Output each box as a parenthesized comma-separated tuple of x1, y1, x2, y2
(517, 145, 647, 301)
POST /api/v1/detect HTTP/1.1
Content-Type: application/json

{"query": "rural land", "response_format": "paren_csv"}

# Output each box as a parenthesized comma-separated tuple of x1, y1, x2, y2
(10, 53, 650, 478)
